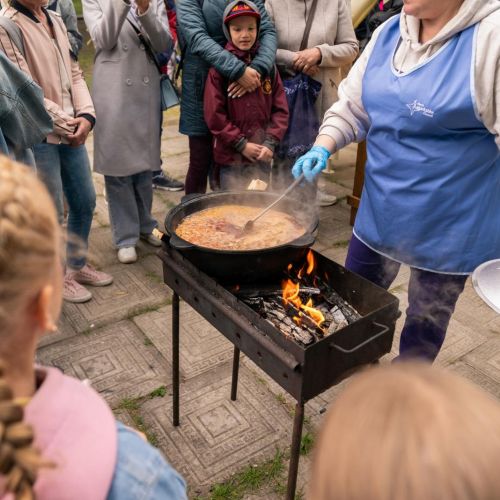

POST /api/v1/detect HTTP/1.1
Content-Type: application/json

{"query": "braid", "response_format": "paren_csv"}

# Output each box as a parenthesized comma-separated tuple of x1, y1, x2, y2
(0, 156, 58, 333)
(0, 363, 53, 500)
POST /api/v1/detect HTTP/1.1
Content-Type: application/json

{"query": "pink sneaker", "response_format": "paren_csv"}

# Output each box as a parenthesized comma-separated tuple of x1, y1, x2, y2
(63, 274, 92, 303)
(72, 264, 114, 287)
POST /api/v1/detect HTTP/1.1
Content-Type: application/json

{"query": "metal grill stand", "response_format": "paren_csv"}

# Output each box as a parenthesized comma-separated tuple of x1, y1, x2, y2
(161, 244, 399, 500)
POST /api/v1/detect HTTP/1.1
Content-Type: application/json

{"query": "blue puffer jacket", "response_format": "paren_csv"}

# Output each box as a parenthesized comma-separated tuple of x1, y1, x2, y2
(177, 0, 277, 136)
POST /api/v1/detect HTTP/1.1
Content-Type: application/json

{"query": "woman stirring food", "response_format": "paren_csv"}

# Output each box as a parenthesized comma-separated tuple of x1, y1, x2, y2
(292, 0, 500, 361)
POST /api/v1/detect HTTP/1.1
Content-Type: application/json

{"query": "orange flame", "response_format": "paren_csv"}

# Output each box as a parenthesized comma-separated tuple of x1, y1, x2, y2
(282, 250, 325, 330)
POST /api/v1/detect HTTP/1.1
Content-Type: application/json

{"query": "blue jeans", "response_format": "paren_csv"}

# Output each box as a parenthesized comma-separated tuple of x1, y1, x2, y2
(345, 235, 467, 361)
(33, 143, 96, 269)
(107, 422, 187, 500)
(105, 172, 157, 248)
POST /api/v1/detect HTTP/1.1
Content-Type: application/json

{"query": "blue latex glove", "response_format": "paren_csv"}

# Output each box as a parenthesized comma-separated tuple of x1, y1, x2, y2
(291, 146, 331, 183)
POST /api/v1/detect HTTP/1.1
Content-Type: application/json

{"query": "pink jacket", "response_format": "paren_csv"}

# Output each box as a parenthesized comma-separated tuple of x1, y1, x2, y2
(0, 2, 95, 144)
(1, 367, 117, 500)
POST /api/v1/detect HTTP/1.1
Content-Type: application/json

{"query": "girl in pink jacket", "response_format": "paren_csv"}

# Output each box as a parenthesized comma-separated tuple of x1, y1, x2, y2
(0, 157, 186, 500)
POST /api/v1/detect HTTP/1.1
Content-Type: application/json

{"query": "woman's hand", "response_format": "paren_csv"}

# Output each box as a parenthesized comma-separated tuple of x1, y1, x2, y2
(228, 67, 261, 98)
(291, 145, 331, 182)
(135, 0, 150, 15)
(242, 142, 263, 163)
(66, 117, 92, 147)
(293, 47, 322, 73)
(303, 65, 320, 77)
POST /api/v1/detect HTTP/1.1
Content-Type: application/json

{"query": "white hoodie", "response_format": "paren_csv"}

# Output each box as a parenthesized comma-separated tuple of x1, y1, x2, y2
(319, 0, 500, 148)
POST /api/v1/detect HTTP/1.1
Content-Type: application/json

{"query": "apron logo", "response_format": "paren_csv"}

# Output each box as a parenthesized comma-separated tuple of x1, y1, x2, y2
(406, 99, 434, 118)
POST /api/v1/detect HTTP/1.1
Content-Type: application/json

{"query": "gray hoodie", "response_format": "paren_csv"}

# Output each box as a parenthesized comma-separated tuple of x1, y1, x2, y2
(319, 0, 500, 149)
(222, 0, 261, 42)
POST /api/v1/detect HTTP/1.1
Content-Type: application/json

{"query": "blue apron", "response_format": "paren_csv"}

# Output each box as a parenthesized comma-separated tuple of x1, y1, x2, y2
(355, 16, 500, 274)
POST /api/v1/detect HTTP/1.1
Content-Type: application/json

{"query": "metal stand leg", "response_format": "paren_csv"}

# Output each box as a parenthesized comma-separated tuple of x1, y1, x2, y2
(286, 403, 304, 500)
(230, 347, 240, 401)
(172, 292, 180, 426)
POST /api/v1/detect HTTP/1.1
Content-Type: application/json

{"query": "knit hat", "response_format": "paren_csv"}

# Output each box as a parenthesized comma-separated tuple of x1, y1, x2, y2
(224, 1, 261, 25)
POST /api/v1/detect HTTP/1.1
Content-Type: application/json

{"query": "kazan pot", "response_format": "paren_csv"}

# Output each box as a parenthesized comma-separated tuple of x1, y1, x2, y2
(164, 191, 319, 284)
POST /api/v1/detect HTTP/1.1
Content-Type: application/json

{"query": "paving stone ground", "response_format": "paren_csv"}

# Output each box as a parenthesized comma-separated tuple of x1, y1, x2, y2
(36, 110, 500, 499)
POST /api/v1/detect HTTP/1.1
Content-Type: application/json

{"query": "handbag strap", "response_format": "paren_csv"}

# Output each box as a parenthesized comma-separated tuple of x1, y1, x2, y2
(299, 0, 320, 51)
(127, 19, 163, 74)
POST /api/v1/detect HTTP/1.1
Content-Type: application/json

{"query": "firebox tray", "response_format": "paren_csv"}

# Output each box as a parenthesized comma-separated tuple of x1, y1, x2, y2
(159, 244, 399, 403)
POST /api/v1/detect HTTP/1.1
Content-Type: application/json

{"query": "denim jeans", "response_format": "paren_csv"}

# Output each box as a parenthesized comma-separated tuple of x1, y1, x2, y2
(105, 172, 157, 248)
(33, 143, 96, 270)
(345, 235, 467, 361)
(107, 422, 187, 500)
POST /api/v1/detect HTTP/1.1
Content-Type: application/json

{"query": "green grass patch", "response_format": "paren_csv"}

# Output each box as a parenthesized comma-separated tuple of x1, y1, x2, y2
(148, 385, 167, 398)
(117, 397, 140, 412)
(300, 432, 314, 456)
(207, 449, 285, 500)
(332, 239, 351, 248)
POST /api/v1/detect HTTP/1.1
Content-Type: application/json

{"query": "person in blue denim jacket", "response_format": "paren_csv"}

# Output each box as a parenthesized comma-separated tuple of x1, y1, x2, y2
(0, 51, 52, 165)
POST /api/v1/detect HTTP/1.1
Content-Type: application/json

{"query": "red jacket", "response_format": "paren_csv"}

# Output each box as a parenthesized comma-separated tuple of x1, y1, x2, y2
(204, 42, 289, 166)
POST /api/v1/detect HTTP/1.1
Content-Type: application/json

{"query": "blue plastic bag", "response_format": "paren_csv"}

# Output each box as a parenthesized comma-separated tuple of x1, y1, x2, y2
(277, 73, 322, 159)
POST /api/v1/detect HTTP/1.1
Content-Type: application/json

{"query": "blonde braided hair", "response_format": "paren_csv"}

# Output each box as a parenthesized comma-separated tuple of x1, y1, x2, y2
(0, 156, 59, 498)
(0, 155, 59, 334)
(0, 363, 52, 500)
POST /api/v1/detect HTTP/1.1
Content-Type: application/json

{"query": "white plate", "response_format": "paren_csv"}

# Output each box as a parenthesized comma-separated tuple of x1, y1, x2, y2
(472, 259, 500, 314)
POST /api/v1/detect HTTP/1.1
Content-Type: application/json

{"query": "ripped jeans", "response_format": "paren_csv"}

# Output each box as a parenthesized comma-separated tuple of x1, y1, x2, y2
(345, 235, 467, 362)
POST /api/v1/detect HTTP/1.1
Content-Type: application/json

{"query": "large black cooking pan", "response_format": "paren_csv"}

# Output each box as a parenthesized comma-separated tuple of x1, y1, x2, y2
(164, 191, 319, 284)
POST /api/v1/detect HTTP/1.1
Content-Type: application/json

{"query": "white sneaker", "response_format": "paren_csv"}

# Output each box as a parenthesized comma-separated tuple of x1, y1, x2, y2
(140, 232, 162, 247)
(316, 189, 337, 207)
(117, 246, 137, 264)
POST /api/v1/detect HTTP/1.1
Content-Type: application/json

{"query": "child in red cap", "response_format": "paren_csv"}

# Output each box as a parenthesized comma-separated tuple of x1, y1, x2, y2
(203, 0, 289, 190)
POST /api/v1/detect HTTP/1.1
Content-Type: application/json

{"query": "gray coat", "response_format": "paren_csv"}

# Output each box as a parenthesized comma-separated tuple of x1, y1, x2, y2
(83, 0, 172, 176)
(266, 0, 358, 120)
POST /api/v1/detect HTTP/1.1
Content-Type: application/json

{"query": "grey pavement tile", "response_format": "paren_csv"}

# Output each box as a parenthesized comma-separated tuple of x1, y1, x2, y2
(463, 338, 500, 386)
(141, 364, 293, 488)
(37, 320, 170, 406)
(449, 361, 500, 400)
(61, 260, 170, 333)
(452, 280, 499, 332)
(160, 135, 189, 156)
(133, 303, 234, 380)
(389, 293, 488, 366)
(315, 202, 353, 248)
(37, 311, 78, 349)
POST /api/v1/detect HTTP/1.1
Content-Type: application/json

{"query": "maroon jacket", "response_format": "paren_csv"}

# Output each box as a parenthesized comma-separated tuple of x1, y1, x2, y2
(203, 42, 289, 166)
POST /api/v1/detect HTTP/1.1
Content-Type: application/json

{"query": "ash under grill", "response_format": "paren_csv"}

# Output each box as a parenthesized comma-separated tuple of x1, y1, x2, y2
(159, 240, 400, 500)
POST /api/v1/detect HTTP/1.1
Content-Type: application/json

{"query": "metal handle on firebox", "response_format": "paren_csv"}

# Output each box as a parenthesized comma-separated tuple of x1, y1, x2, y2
(329, 322, 389, 354)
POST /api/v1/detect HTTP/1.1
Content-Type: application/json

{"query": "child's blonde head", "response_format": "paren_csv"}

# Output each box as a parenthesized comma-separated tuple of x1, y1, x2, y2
(0, 155, 60, 334)
(309, 362, 500, 500)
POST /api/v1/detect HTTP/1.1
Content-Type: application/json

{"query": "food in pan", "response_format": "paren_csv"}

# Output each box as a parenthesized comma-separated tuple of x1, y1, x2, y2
(175, 205, 306, 250)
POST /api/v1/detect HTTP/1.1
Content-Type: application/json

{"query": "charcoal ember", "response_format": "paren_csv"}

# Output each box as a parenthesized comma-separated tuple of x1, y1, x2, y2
(242, 297, 264, 308)
(327, 305, 348, 335)
(324, 289, 361, 323)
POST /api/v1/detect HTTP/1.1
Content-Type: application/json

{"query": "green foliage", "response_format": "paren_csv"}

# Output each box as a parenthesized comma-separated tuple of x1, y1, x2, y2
(207, 449, 285, 500)
(300, 432, 315, 456)
(149, 385, 168, 398)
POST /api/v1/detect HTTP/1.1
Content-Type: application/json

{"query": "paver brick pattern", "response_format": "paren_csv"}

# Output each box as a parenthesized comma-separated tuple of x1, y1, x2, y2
(36, 118, 500, 498)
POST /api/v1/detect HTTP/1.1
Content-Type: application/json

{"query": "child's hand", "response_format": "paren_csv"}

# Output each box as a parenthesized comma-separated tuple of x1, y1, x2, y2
(256, 146, 273, 163)
(242, 142, 263, 162)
